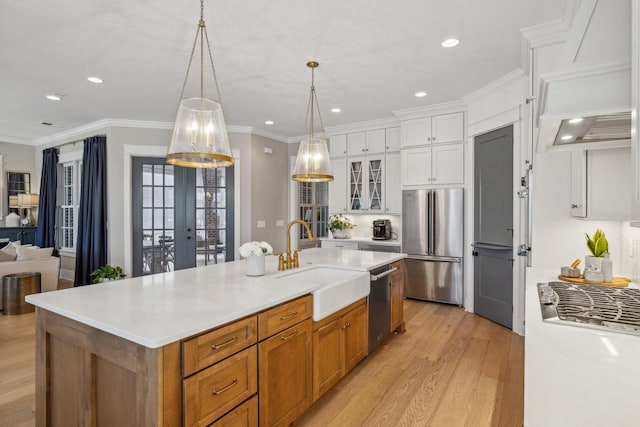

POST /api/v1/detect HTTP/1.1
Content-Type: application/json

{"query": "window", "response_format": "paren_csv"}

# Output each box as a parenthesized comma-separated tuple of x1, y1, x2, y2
(58, 156, 82, 251)
(298, 181, 328, 247)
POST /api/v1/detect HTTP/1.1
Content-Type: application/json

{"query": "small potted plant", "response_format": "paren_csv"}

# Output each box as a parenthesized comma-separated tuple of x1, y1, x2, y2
(90, 265, 126, 284)
(584, 229, 608, 271)
(328, 214, 356, 239)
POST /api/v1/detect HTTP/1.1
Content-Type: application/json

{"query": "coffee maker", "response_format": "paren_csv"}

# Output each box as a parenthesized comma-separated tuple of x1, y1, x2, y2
(372, 219, 391, 240)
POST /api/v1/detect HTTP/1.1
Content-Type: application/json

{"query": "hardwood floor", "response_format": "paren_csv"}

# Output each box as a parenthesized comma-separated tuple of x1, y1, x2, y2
(0, 296, 523, 427)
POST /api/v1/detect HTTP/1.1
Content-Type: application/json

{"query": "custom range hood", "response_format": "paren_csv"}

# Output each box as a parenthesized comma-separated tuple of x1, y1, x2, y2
(537, 62, 631, 151)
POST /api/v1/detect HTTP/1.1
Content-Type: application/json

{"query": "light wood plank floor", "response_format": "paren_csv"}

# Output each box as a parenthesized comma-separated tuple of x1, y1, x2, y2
(0, 294, 523, 427)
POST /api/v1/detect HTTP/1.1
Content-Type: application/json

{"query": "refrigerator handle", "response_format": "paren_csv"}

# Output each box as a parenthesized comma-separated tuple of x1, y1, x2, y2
(427, 190, 432, 255)
(431, 190, 436, 255)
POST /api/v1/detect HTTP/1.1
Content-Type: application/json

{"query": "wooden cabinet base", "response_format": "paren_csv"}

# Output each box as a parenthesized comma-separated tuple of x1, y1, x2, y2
(34, 308, 181, 427)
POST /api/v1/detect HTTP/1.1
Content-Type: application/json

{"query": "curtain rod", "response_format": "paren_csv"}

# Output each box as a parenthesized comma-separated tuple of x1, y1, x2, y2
(50, 134, 107, 149)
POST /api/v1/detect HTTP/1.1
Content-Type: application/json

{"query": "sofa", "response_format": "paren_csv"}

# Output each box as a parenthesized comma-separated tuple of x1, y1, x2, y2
(0, 243, 61, 311)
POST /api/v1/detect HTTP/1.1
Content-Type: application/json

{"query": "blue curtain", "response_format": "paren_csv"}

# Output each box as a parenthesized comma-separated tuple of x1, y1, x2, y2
(36, 148, 59, 253)
(74, 136, 107, 286)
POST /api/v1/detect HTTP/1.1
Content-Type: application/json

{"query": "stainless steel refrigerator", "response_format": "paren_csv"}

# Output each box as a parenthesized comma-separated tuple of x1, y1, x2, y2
(402, 188, 463, 305)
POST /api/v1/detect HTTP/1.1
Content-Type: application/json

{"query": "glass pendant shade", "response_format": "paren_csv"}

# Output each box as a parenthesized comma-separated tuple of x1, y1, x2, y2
(167, 97, 233, 168)
(292, 136, 333, 182)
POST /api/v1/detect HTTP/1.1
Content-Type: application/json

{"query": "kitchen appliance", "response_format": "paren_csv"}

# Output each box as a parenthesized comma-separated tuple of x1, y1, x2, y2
(368, 264, 396, 352)
(402, 188, 463, 305)
(372, 219, 391, 240)
(538, 282, 640, 336)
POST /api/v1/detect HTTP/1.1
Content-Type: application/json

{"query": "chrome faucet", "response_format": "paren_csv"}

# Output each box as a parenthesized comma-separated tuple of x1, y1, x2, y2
(276, 219, 315, 270)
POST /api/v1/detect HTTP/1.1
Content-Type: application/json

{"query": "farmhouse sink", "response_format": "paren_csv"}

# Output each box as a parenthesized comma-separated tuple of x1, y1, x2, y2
(275, 267, 370, 321)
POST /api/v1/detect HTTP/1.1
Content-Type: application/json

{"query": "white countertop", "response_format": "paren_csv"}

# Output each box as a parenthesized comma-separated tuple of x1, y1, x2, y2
(26, 248, 405, 349)
(524, 268, 640, 427)
(320, 237, 401, 246)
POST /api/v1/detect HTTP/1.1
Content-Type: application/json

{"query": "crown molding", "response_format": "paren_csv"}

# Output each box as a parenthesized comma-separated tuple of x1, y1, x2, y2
(520, 20, 569, 49)
(286, 132, 328, 144)
(392, 100, 466, 120)
(323, 117, 401, 137)
(463, 69, 526, 103)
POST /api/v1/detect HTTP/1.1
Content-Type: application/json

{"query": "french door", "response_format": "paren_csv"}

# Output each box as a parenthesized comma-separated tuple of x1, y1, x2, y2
(131, 157, 234, 277)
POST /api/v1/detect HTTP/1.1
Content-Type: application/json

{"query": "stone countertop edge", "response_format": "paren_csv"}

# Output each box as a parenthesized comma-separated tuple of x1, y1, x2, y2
(26, 248, 407, 349)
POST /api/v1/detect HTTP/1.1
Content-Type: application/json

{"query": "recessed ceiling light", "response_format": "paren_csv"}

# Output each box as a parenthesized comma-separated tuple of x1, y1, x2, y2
(46, 93, 63, 101)
(331, 107, 341, 113)
(569, 118, 584, 124)
(87, 76, 103, 84)
(265, 120, 274, 125)
(561, 135, 574, 141)
(441, 38, 460, 48)
(415, 91, 427, 98)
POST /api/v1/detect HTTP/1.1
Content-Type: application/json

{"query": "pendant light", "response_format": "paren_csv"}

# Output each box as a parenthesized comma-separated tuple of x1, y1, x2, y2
(292, 61, 333, 182)
(166, 0, 234, 168)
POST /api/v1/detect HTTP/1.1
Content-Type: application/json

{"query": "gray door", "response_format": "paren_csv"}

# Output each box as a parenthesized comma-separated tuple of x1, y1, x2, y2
(473, 126, 513, 329)
(131, 158, 235, 277)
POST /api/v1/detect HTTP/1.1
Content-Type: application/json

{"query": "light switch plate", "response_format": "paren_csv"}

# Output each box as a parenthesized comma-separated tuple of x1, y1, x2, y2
(257, 220, 266, 228)
(276, 220, 284, 227)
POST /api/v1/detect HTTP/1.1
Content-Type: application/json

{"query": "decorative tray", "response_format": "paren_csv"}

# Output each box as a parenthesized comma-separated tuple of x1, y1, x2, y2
(557, 275, 632, 288)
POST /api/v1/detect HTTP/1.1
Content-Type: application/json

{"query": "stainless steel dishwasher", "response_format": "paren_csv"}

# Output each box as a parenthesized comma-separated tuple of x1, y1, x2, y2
(368, 264, 397, 352)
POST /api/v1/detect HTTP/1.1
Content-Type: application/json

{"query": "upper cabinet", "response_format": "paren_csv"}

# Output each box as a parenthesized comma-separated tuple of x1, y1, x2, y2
(401, 112, 464, 148)
(401, 144, 464, 186)
(329, 158, 348, 214)
(348, 155, 385, 212)
(347, 130, 386, 155)
(329, 135, 347, 157)
(386, 127, 401, 152)
(570, 148, 631, 220)
(632, 0, 640, 223)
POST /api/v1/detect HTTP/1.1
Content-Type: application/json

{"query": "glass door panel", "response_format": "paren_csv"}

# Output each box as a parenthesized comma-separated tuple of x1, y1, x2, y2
(368, 158, 383, 211)
(349, 159, 364, 211)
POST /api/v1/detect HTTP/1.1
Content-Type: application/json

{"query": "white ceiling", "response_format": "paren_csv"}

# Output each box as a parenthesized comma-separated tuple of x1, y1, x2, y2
(0, 0, 568, 144)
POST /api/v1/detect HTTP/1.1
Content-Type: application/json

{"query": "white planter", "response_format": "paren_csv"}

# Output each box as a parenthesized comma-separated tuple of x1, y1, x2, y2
(584, 255, 603, 271)
(331, 229, 351, 239)
(245, 255, 265, 276)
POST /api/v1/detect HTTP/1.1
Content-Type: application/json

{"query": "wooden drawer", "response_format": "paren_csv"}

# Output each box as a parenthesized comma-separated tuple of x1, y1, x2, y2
(258, 295, 312, 340)
(184, 346, 257, 427)
(209, 395, 258, 427)
(183, 316, 257, 377)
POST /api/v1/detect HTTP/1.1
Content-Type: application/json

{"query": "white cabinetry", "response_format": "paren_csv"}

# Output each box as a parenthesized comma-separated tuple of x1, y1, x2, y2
(633, 0, 640, 223)
(386, 127, 401, 152)
(330, 158, 347, 213)
(348, 155, 385, 212)
(330, 135, 347, 157)
(348, 130, 386, 155)
(570, 148, 631, 220)
(401, 144, 464, 186)
(401, 112, 464, 148)
(385, 153, 401, 214)
(321, 240, 359, 250)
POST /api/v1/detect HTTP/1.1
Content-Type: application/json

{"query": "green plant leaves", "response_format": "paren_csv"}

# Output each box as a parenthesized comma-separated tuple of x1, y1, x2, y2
(585, 229, 608, 257)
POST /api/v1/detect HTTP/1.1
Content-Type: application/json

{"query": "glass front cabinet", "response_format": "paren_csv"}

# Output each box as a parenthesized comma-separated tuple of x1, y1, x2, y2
(348, 155, 384, 212)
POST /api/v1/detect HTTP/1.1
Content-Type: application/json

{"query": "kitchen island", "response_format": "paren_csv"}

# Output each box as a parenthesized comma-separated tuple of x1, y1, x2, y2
(524, 268, 640, 427)
(26, 248, 405, 426)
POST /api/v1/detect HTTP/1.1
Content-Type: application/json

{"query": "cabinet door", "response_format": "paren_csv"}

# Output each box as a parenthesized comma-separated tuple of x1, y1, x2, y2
(431, 112, 464, 144)
(330, 135, 347, 157)
(348, 132, 367, 156)
(312, 318, 343, 402)
(343, 302, 368, 373)
(259, 319, 313, 427)
(386, 127, 401, 152)
(401, 147, 431, 186)
(570, 151, 587, 218)
(366, 156, 384, 212)
(329, 158, 347, 213)
(401, 117, 431, 148)
(385, 153, 401, 214)
(349, 157, 365, 211)
(432, 144, 464, 184)
(366, 129, 386, 154)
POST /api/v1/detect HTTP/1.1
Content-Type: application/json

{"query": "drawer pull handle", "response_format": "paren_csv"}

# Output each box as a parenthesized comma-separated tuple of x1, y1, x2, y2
(211, 335, 238, 350)
(280, 330, 299, 341)
(279, 311, 298, 321)
(212, 378, 238, 395)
